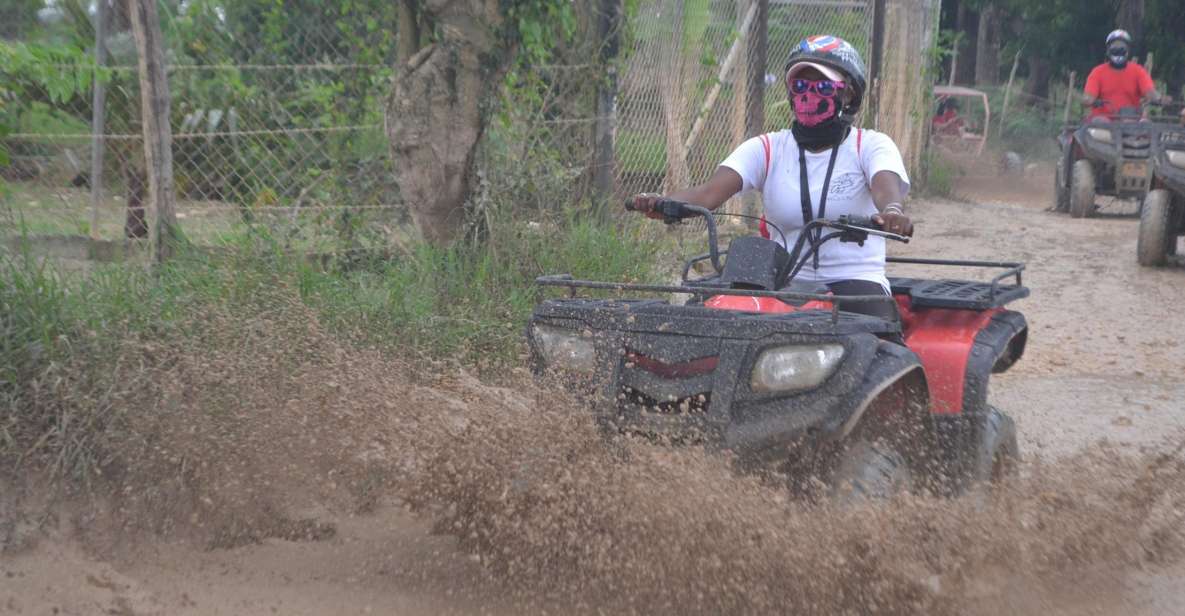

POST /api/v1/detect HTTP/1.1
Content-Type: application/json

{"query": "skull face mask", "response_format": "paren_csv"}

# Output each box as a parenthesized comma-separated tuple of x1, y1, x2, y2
(789, 79, 847, 127)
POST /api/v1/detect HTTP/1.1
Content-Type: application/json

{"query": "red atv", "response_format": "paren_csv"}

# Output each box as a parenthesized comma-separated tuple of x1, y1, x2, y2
(527, 201, 1028, 498)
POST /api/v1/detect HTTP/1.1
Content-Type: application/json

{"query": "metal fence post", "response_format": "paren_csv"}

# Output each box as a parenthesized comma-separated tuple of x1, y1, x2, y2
(594, 0, 623, 207)
(129, 0, 179, 263)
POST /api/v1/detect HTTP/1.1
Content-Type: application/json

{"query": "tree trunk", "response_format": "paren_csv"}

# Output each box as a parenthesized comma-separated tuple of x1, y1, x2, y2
(954, 2, 977, 85)
(1022, 56, 1052, 102)
(974, 4, 999, 86)
(124, 165, 148, 238)
(396, 0, 421, 66)
(385, 0, 515, 245)
(1116, 0, 1144, 45)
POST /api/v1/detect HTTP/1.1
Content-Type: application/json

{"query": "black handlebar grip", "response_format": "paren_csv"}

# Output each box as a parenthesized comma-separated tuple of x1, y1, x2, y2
(840, 215, 882, 230)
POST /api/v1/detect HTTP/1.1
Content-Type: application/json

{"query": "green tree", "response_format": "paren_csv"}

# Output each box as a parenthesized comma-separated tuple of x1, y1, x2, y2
(0, 0, 45, 41)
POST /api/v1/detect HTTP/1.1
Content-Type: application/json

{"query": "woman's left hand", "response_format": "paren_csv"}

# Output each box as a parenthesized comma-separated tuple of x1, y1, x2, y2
(874, 211, 913, 237)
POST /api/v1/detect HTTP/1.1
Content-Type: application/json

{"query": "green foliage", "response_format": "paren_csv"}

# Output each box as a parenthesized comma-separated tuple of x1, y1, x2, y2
(160, 0, 400, 223)
(923, 150, 960, 198)
(963, 0, 1185, 91)
(0, 40, 102, 110)
(1144, 0, 1185, 93)
(0, 40, 104, 174)
(506, 0, 577, 65)
(768, 6, 870, 57)
(0, 0, 46, 40)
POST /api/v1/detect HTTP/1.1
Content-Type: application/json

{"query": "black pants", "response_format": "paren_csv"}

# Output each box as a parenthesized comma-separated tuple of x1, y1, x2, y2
(826, 280, 905, 345)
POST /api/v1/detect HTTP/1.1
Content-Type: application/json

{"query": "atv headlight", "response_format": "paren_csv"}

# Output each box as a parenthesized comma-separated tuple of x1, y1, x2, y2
(1168, 150, 1185, 170)
(750, 344, 845, 393)
(532, 325, 597, 373)
(1087, 128, 1114, 144)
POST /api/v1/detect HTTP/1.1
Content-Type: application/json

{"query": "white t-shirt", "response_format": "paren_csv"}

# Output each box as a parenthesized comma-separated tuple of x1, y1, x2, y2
(720, 128, 910, 291)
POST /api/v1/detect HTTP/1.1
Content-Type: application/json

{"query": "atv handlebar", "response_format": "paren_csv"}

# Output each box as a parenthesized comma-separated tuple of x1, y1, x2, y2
(626, 199, 909, 282)
(833, 215, 911, 244)
(625, 197, 710, 223)
(627, 198, 723, 273)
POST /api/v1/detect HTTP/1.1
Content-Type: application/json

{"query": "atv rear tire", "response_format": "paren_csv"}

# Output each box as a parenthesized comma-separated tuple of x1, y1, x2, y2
(970, 406, 1019, 484)
(831, 439, 912, 502)
(1138, 189, 1173, 266)
(1069, 160, 1097, 218)
(1054, 159, 1070, 212)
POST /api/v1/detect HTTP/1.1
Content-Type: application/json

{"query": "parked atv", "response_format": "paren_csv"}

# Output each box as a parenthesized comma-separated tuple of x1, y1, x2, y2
(1137, 114, 1185, 266)
(1056, 104, 1185, 219)
(526, 201, 1029, 498)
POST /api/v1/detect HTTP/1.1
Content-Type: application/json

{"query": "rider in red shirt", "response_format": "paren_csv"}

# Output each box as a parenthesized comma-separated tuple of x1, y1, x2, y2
(1083, 30, 1169, 120)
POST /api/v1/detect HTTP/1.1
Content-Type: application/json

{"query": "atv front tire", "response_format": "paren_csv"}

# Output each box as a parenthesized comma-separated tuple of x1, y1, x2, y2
(1138, 189, 1173, 266)
(1054, 159, 1070, 212)
(970, 406, 1019, 484)
(1070, 160, 1097, 218)
(831, 439, 912, 502)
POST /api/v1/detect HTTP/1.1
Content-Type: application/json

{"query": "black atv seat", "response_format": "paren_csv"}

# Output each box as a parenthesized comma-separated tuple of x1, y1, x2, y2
(888, 277, 1029, 310)
(777, 280, 831, 305)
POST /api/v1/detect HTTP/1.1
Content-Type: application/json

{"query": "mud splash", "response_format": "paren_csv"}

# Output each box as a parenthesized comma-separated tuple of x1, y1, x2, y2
(402, 375, 1185, 615)
(6, 278, 1185, 615)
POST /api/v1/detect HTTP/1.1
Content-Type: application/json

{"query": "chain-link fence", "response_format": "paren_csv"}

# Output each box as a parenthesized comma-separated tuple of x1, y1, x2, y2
(2, 1, 401, 256)
(616, 0, 882, 220)
(2, 0, 937, 257)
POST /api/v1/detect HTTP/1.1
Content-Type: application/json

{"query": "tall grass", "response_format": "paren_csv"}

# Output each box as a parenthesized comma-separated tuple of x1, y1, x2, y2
(298, 213, 658, 359)
(0, 212, 658, 479)
(922, 150, 961, 198)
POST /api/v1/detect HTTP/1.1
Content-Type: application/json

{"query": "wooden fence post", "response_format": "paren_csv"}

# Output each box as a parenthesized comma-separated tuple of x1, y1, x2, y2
(1062, 70, 1077, 125)
(998, 48, 1022, 139)
(90, 0, 109, 242)
(129, 0, 179, 263)
(740, 0, 766, 220)
(868, 0, 886, 121)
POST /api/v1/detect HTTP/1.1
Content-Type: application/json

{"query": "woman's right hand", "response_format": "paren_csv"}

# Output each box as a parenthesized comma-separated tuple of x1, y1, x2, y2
(628, 193, 667, 220)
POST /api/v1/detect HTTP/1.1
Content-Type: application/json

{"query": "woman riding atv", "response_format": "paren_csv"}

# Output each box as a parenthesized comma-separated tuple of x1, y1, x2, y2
(1083, 29, 1170, 121)
(629, 35, 912, 323)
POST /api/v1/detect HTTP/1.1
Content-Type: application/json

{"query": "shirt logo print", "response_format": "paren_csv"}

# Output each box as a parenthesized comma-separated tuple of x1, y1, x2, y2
(828, 172, 864, 197)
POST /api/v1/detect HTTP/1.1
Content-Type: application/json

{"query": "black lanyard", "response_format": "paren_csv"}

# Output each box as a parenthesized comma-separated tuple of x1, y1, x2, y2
(798, 145, 841, 270)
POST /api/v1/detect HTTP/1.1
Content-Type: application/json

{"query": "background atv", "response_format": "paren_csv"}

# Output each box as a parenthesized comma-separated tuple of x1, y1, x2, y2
(1138, 114, 1185, 266)
(1056, 104, 1184, 219)
(526, 201, 1029, 499)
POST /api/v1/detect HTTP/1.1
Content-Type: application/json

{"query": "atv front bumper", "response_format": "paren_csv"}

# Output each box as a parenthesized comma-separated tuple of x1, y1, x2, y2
(528, 299, 924, 461)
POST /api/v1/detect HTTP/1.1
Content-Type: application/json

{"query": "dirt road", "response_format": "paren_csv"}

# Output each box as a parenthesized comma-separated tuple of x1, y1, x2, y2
(4, 173, 1185, 615)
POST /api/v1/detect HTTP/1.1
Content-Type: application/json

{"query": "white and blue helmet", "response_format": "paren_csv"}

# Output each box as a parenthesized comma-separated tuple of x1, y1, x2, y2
(1106, 29, 1133, 48)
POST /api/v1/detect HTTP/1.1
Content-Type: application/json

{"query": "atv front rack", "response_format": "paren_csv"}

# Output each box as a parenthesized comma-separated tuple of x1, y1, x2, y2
(536, 275, 898, 324)
(539, 258, 1027, 319)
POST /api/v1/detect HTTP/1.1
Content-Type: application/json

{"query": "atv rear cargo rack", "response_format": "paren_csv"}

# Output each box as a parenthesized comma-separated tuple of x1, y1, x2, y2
(886, 257, 1029, 310)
